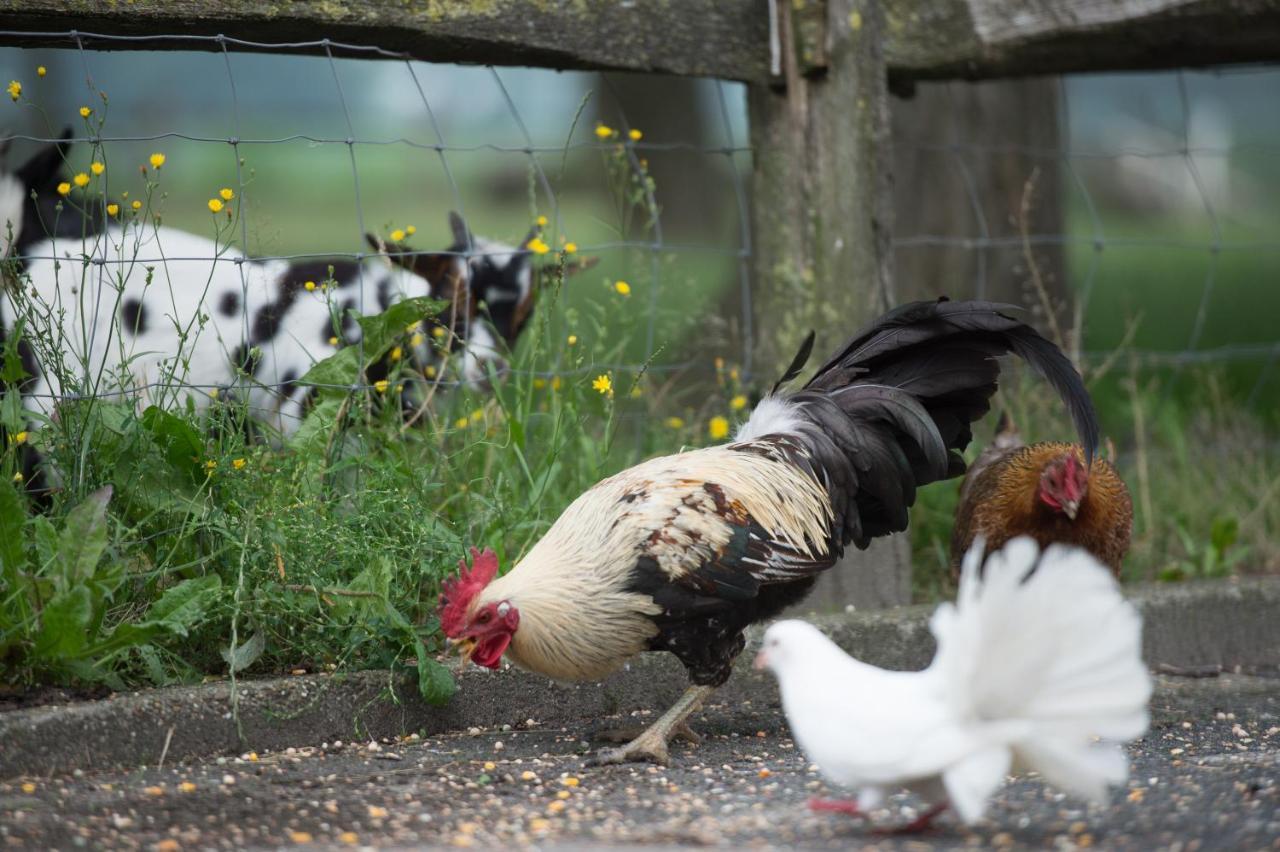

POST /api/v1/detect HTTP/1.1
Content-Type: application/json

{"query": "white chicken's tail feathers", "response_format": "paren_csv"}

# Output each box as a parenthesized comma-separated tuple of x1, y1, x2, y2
(930, 537, 1152, 804)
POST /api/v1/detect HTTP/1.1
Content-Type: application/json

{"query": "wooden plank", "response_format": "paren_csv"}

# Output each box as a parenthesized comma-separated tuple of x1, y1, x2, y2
(2, 0, 1279, 83)
(0, 0, 771, 82)
(886, 0, 1280, 85)
(750, 0, 911, 610)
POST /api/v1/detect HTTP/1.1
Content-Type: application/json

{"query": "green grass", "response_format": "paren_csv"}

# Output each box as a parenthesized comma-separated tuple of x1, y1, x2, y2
(0, 136, 756, 697)
(4, 114, 1278, 697)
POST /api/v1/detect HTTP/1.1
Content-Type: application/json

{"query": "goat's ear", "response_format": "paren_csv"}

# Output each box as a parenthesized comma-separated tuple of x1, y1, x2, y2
(368, 232, 420, 274)
(448, 210, 471, 247)
(519, 224, 540, 250)
(16, 127, 73, 189)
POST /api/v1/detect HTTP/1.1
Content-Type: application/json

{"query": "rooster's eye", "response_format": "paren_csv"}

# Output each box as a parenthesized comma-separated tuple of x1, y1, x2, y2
(478, 611, 491, 624)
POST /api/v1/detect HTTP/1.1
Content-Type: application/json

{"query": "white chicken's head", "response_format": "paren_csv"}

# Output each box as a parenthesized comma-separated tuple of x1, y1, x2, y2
(753, 620, 828, 674)
(438, 548, 519, 669)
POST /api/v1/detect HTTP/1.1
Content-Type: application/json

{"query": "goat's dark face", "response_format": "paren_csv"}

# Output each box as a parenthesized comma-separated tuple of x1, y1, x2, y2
(2, 127, 76, 257)
(446, 211, 540, 347)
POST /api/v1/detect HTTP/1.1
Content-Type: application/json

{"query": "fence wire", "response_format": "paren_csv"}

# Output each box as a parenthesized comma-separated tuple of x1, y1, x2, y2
(0, 30, 1277, 422)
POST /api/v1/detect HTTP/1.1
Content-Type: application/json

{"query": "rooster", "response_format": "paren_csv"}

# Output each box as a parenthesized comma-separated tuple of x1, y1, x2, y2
(950, 413, 1132, 578)
(439, 299, 1099, 765)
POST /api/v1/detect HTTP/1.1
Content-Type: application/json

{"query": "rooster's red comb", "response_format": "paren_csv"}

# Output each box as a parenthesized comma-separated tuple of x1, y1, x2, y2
(439, 547, 499, 638)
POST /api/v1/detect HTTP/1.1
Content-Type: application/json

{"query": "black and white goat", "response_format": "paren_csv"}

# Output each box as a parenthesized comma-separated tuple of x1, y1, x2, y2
(1, 133, 561, 440)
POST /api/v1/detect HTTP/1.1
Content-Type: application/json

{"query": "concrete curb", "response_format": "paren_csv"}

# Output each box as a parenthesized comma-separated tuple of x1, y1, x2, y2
(2, 577, 1277, 779)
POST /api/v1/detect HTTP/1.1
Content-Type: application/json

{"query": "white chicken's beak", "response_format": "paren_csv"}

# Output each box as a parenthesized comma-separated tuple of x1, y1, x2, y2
(753, 649, 770, 671)
(1062, 499, 1080, 521)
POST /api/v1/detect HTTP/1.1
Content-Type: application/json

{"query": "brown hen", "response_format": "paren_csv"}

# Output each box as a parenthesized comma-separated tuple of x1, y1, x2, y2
(951, 415, 1133, 578)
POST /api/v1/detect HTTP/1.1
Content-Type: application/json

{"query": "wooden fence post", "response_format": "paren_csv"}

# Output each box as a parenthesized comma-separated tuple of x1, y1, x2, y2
(748, 0, 911, 610)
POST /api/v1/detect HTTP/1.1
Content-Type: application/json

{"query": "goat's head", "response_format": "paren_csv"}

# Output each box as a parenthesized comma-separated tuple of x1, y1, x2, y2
(1, 127, 75, 258)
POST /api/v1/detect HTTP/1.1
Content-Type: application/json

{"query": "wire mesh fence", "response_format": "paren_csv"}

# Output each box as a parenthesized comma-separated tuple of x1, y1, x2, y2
(0, 31, 754, 447)
(2, 31, 1278, 439)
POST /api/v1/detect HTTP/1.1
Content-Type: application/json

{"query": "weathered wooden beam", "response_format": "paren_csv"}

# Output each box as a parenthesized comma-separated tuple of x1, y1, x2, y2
(885, 0, 1280, 87)
(750, 0, 911, 610)
(0, 0, 772, 82)
(2, 0, 1279, 84)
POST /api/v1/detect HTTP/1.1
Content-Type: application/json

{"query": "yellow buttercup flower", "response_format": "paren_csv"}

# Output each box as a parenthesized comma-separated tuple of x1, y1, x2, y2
(594, 124, 614, 139)
(535, 215, 547, 227)
(391, 228, 405, 242)
(72, 172, 89, 188)
(12, 431, 27, 444)
(12, 471, 23, 483)
(304, 280, 316, 292)
(149, 152, 165, 169)
(410, 332, 425, 347)
(628, 128, 643, 142)
(203, 459, 217, 472)
(664, 416, 685, 429)
(5, 81, 19, 101)
(424, 365, 437, 379)
(470, 409, 484, 423)
(432, 326, 446, 339)
(389, 346, 403, 362)
(405, 224, 416, 235)
(57, 182, 70, 196)
(454, 417, 468, 429)
(328, 336, 339, 346)
(730, 394, 748, 410)
(219, 187, 234, 201)
(36, 66, 46, 78)
(90, 161, 104, 176)
(207, 198, 224, 213)
(532, 377, 546, 390)
(563, 242, 577, 254)
(709, 416, 730, 441)
(78, 106, 91, 118)
(592, 374, 613, 396)
(613, 280, 631, 296)
(567, 334, 578, 346)
(131, 199, 142, 210)
(231, 458, 246, 471)
(106, 203, 119, 217)
(373, 379, 390, 394)
(527, 236, 550, 255)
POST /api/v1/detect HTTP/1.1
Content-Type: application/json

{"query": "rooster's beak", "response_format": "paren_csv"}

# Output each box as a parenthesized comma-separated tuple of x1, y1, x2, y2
(446, 636, 477, 663)
(1062, 499, 1079, 521)
(753, 650, 769, 671)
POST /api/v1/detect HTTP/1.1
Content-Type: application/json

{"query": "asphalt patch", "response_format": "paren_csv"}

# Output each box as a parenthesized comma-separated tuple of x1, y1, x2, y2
(1, 675, 1276, 850)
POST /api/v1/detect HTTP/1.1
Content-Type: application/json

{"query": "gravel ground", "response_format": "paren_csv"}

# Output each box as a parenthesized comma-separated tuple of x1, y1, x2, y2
(1, 674, 1276, 851)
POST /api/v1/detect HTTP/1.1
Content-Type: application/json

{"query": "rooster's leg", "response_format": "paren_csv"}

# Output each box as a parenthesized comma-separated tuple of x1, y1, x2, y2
(587, 684, 714, 766)
(594, 721, 703, 745)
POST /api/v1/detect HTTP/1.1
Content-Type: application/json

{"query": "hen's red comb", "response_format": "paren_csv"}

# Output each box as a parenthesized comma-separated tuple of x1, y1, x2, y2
(439, 547, 499, 638)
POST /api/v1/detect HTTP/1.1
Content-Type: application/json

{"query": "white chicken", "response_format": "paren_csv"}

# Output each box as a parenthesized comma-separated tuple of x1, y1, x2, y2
(756, 537, 1151, 832)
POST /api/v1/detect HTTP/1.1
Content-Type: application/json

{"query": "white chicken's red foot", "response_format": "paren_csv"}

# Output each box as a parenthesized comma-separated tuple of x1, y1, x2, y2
(869, 802, 949, 835)
(807, 797, 864, 817)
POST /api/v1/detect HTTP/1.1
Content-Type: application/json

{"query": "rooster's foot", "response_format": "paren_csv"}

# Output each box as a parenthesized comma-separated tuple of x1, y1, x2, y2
(587, 685, 714, 766)
(587, 728, 671, 766)
(595, 721, 702, 746)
